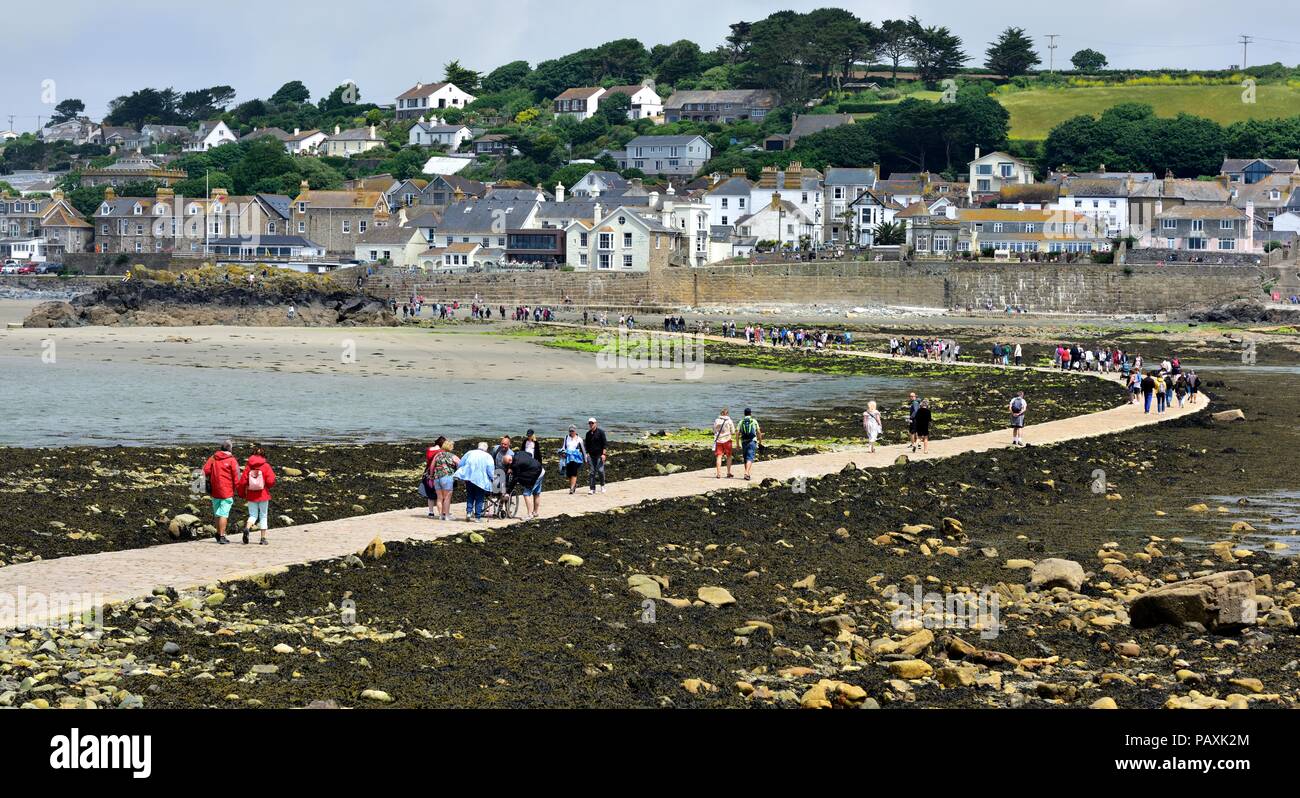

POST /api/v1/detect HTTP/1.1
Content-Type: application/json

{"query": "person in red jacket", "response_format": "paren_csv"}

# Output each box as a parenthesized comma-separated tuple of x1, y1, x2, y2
(202, 440, 241, 545)
(236, 443, 277, 546)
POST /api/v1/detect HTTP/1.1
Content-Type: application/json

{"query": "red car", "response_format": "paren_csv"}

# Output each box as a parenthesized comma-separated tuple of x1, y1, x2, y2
(16, 264, 37, 274)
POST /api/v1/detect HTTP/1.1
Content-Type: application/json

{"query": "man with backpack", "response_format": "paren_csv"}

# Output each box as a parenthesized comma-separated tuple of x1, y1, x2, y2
(737, 408, 763, 481)
(202, 439, 241, 545)
(1009, 392, 1028, 447)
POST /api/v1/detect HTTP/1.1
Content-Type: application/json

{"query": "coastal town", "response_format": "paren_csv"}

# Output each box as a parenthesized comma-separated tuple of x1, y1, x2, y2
(1, 1, 1299, 777)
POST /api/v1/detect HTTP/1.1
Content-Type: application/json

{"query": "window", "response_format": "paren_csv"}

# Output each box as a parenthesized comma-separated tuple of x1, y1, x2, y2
(298, 221, 305, 234)
(623, 232, 633, 248)
(598, 252, 611, 269)
(267, 222, 277, 234)
(977, 165, 992, 175)
(1220, 219, 1234, 230)
(1191, 219, 1204, 232)
(999, 163, 1014, 178)
(579, 232, 589, 247)
(1188, 237, 1207, 250)
(1218, 238, 1236, 250)
(738, 199, 746, 209)
(598, 233, 612, 250)
(622, 254, 633, 268)
(579, 253, 588, 266)
(721, 216, 729, 226)
(342, 220, 351, 234)
(1162, 219, 1177, 230)
(297, 202, 306, 214)
(721, 198, 728, 209)
(992, 223, 1003, 233)
(359, 221, 367, 234)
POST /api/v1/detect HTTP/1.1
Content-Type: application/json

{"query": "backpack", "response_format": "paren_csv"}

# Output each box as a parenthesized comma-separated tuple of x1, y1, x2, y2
(739, 416, 758, 441)
(246, 466, 265, 493)
(1011, 398, 1025, 415)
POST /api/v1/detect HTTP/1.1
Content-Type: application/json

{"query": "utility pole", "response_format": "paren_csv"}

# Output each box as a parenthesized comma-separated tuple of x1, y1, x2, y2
(1046, 34, 1060, 73)
(1239, 34, 1253, 69)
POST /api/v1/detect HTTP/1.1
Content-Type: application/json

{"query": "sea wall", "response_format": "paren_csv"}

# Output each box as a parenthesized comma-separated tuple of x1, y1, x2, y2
(344, 260, 1265, 315)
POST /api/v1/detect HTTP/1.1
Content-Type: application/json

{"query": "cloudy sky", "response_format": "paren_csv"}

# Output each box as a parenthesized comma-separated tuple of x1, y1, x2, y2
(3, 0, 1297, 132)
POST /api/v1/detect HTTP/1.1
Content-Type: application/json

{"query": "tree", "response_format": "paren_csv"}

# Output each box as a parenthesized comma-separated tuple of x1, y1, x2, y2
(591, 38, 649, 83)
(483, 60, 532, 93)
(873, 220, 906, 245)
(725, 22, 752, 64)
(879, 19, 916, 83)
(985, 27, 1040, 77)
(50, 99, 85, 124)
(907, 19, 968, 83)
(444, 60, 481, 92)
(596, 92, 632, 126)
(270, 80, 311, 105)
(650, 40, 704, 86)
(1070, 49, 1108, 72)
(105, 88, 180, 126)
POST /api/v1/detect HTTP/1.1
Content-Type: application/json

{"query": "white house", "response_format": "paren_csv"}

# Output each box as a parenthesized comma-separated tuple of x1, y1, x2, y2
(395, 82, 476, 120)
(184, 120, 237, 152)
(553, 87, 606, 120)
(968, 147, 1034, 200)
(408, 118, 473, 150)
(750, 163, 823, 244)
(602, 84, 663, 120)
(564, 208, 672, 272)
(733, 200, 815, 249)
(284, 128, 327, 155)
(1050, 176, 1132, 237)
(702, 173, 753, 229)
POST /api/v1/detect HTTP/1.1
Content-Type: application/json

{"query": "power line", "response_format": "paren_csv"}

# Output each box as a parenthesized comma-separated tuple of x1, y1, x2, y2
(1045, 34, 1059, 72)
(1239, 34, 1253, 68)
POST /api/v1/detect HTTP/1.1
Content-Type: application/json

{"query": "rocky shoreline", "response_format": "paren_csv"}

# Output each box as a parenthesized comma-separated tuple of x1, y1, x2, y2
(21, 270, 395, 328)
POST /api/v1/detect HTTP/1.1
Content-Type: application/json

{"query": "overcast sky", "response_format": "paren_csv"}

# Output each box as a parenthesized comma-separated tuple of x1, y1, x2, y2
(3, 0, 1298, 132)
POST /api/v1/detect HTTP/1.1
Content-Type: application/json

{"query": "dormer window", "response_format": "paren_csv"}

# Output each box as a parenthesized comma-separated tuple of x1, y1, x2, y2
(99, 203, 111, 215)
(133, 203, 142, 215)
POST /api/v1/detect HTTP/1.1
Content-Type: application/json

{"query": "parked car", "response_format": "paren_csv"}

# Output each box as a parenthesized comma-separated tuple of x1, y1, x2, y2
(35, 262, 64, 275)
(16, 264, 38, 274)
(0, 263, 20, 275)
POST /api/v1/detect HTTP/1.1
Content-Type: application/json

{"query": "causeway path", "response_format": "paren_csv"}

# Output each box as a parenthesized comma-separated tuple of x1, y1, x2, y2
(0, 328, 1201, 627)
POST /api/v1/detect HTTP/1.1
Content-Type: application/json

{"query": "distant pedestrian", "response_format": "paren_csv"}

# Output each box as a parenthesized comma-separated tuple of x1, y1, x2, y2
(585, 418, 607, 494)
(862, 400, 883, 453)
(738, 408, 762, 481)
(913, 400, 932, 454)
(560, 425, 587, 494)
(713, 408, 736, 479)
(454, 442, 495, 522)
(202, 439, 241, 545)
(235, 443, 277, 545)
(1009, 392, 1027, 447)
(907, 392, 921, 452)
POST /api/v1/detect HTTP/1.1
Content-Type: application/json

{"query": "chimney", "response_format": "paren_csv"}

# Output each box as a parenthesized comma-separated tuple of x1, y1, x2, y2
(555, 181, 566, 202)
(369, 125, 377, 139)
(784, 162, 802, 189)
(648, 191, 659, 210)
(759, 165, 778, 188)
(104, 186, 116, 200)
(594, 202, 603, 221)
(300, 179, 310, 193)
(293, 127, 300, 136)
(156, 187, 174, 200)
(399, 207, 408, 226)
(591, 185, 601, 198)
(1217, 174, 1231, 191)
(51, 188, 64, 201)
(416, 82, 423, 90)
(974, 146, 981, 162)
(334, 124, 341, 135)
(732, 167, 747, 178)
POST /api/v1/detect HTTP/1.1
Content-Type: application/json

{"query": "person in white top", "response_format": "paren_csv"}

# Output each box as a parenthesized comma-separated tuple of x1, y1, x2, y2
(712, 408, 736, 479)
(862, 401, 883, 453)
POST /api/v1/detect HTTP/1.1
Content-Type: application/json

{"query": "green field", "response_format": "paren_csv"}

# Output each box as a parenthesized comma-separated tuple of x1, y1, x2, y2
(997, 83, 1300, 140)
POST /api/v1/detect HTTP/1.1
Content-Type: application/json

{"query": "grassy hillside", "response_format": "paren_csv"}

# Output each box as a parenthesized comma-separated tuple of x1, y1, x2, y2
(998, 83, 1300, 140)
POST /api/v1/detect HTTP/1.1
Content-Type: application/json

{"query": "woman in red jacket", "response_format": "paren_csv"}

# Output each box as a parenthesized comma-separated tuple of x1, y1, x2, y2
(236, 444, 277, 545)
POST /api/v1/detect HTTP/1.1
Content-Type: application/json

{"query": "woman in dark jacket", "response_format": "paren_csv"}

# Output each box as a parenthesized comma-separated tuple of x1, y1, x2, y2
(913, 400, 933, 454)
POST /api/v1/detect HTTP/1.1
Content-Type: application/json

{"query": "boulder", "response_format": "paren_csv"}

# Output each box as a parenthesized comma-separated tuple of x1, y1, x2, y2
(1030, 558, 1087, 591)
(1211, 409, 1246, 423)
(167, 513, 202, 540)
(697, 586, 736, 607)
(1129, 570, 1257, 632)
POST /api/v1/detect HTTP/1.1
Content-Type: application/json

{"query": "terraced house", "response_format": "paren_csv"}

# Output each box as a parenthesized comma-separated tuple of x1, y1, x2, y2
(905, 207, 1105, 256)
(290, 181, 390, 256)
(1150, 205, 1255, 253)
(663, 89, 779, 123)
(93, 187, 291, 255)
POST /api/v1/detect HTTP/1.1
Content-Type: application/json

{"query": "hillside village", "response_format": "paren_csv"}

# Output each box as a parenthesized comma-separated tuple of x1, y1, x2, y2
(2, 9, 1299, 273)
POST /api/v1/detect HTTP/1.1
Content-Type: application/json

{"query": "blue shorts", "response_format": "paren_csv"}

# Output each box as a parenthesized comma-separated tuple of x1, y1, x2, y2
(434, 476, 454, 492)
(526, 476, 543, 496)
(743, 439, 758, 462)
(211, 497, 234, 518)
